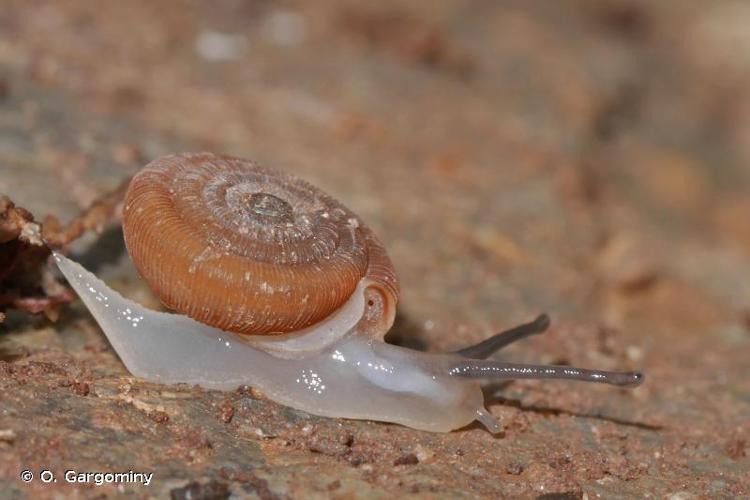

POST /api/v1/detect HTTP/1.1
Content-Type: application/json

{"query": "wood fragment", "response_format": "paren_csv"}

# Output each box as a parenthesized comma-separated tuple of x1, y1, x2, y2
(0, 177, 130, 322)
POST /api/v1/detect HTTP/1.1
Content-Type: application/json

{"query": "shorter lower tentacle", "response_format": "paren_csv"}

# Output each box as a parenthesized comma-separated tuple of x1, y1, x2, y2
(475, 408, 502, 434)
(448, 361, 643, 387)
(454, 314, 550, 359)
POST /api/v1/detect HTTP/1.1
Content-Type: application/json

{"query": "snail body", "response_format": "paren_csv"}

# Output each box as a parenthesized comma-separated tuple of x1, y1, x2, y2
(54, 153, 642, 433)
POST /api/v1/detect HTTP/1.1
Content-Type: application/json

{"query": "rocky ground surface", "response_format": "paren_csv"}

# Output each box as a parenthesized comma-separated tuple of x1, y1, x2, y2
(1, 0, 749, 498)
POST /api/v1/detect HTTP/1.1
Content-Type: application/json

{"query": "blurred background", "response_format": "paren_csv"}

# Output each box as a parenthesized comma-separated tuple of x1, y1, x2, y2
(1, 1, 748, 498)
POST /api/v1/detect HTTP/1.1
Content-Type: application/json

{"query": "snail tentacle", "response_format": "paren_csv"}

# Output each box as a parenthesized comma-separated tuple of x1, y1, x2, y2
(454, 313, 550, 359)
(475, 408, 502, 434)
(447, 360, 644, 387)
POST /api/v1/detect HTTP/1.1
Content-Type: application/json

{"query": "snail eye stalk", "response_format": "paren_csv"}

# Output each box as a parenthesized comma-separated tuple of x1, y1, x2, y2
(448, 361, 643, 387)
(451, 315, 642, 387)
(454, 314, 550, 359)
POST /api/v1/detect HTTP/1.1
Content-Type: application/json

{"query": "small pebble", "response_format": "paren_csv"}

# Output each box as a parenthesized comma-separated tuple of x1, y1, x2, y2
(413, 444, 434, 462)
(72, 381, 90, 396)
(195, 31, 246, 61)
(505, 462, 524, 475)
(262, 9, 306, 47)
(220, 403, 234, 424)
(149, 410, 170, 424)
(0, 429, 16, 443)
(393, 453, 419, 466)
(726, 439, 746, 460)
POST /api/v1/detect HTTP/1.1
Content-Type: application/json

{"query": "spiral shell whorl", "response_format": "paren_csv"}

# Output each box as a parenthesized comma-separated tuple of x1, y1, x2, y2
(122, 153, 398, 335)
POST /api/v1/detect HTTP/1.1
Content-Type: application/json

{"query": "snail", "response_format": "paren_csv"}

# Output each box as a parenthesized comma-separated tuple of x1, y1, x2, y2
(53, 152, 643, 433)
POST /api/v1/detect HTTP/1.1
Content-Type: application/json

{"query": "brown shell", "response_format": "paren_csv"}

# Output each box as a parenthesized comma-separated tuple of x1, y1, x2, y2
(122, 153, 399, 335)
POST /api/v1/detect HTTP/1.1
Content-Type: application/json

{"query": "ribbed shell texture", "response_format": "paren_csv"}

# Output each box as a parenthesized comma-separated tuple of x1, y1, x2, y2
(122, 153, 398, 335)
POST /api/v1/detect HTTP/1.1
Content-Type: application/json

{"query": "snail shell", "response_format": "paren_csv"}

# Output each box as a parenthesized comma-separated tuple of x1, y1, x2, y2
(122, 153, 398, 336)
